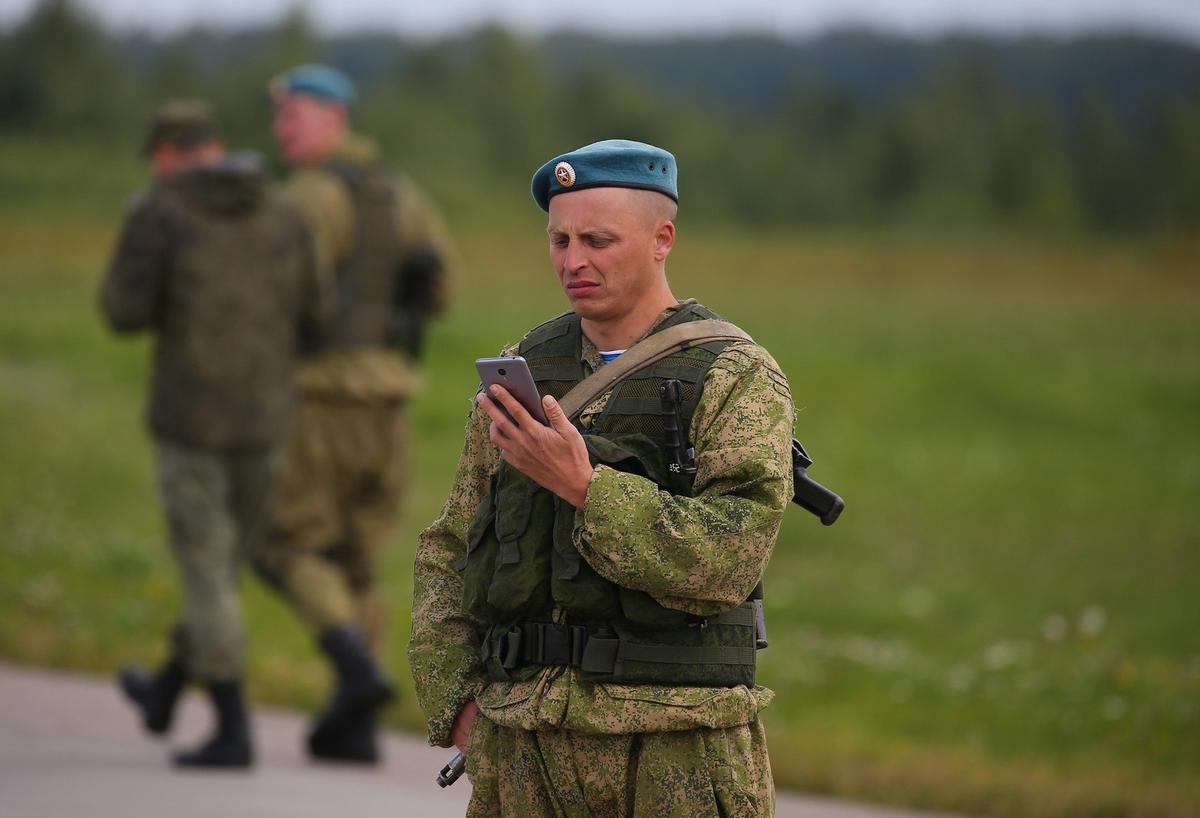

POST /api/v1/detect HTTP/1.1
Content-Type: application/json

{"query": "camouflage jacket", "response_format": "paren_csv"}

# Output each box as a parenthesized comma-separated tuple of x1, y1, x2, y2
(408, 301, 795, 745)
(285, 133, 456, 401)
(99, 156, 331, 450)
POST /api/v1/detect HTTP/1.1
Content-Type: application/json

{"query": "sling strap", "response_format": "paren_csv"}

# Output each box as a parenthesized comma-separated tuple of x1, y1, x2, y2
(557, 319, 753, 421)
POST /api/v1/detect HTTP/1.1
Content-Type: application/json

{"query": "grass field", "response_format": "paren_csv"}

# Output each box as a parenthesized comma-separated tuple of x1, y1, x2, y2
(1, 195, 1198, 816)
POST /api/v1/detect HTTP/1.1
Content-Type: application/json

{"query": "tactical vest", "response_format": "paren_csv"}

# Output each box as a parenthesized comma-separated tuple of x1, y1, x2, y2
(324, 163, 405, 349)
(458, 302, 760, 688)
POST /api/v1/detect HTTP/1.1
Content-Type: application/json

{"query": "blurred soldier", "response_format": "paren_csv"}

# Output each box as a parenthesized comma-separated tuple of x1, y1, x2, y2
(100, 100, 329, 769)
(409, 140, 793, 816)
(259, 64, 454, 763)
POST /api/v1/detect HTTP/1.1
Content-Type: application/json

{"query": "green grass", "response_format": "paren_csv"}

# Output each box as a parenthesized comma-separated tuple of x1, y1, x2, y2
(1, 207, 1198, 817)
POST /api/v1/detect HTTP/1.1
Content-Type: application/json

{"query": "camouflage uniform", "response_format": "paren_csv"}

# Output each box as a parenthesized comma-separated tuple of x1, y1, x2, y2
(258, 133, 453, 653)
(100, 156, 327, 681)
(409, 301, 794, 817)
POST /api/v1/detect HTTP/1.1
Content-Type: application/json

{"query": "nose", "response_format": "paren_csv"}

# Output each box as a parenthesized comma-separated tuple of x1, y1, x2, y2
(562, 239, 588, 274)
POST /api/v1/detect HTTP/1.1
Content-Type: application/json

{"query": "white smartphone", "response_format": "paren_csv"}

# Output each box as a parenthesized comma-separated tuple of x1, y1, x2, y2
(475, 356, 549, 426)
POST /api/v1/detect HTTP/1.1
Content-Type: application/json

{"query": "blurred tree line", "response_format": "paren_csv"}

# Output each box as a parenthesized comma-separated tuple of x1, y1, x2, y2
(3, 0, 1199, 233)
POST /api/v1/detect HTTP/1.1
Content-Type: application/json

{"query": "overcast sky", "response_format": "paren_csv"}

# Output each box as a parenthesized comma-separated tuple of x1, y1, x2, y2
(2, 0, 1199, 42)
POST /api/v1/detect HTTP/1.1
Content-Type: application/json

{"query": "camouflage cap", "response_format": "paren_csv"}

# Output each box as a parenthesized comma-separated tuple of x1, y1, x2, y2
(140, 100, 218, 157)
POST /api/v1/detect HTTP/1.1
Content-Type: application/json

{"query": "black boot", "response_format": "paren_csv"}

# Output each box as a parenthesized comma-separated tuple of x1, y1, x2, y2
(119, 657, 186, 736)
(307, 626, 393, 756)
(173, 680, 253, 769)
(307, 708, 381, 764)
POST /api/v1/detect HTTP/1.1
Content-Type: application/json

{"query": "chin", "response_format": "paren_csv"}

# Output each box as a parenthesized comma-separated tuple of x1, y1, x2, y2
(565, 296, 607, 320)
(576, 306, 623, 324)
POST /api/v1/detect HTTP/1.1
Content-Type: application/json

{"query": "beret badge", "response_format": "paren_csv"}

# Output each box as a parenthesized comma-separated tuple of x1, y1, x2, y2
(554, 161, 576, 187)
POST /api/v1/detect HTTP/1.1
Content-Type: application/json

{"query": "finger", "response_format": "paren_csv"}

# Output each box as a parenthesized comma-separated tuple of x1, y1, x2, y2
(479, 392, 516, 438)
(543, 395, 573, 434)
(489, 384, 535, 429)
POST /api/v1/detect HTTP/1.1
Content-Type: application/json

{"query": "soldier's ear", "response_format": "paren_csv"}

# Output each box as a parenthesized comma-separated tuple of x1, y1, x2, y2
(653, 219, 675, 261)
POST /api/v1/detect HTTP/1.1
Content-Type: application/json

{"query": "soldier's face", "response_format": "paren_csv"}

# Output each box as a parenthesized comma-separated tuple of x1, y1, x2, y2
(272, 95, 347, 166)
(149, 141, 224, 181)
(547, 188, 675, 322)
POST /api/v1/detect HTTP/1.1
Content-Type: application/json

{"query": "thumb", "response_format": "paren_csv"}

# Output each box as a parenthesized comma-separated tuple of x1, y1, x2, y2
(543, 395, 571, 432)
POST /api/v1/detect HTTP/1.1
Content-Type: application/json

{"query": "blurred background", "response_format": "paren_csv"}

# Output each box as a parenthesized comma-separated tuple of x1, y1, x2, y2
(1, 1, 1197, 816)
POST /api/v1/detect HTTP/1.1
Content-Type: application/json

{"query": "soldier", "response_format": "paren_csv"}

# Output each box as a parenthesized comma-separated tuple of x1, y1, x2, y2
(257, 64, 455, 763)
(100, 100, 330, 768)
(409, 139, 794, 816)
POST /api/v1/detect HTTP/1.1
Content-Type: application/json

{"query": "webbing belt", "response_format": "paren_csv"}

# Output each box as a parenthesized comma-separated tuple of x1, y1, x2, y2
(481, 606, 758, 676)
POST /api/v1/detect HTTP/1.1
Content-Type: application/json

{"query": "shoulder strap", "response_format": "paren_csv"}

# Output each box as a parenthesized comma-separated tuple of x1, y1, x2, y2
(558, 319, 753, 421)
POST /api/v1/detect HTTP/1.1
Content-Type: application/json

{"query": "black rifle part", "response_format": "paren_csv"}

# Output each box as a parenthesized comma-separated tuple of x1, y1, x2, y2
(659, 378, 697, 476)
(391, 245, 442, 359)
(791, 439, 844, 525)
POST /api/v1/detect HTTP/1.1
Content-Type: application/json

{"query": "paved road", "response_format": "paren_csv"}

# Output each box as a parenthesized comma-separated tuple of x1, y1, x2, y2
(0, 662, 961, 818)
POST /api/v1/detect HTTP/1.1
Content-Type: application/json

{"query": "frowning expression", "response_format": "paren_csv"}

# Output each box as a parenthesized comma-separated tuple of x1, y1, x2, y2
(547, 187, 674, 322)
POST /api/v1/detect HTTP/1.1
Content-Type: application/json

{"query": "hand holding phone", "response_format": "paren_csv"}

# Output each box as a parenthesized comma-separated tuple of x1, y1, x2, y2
(475, 356, 549, 425)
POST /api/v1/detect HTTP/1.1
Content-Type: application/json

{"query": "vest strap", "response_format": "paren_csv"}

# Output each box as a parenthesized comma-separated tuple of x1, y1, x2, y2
(557, 319, 753, 420)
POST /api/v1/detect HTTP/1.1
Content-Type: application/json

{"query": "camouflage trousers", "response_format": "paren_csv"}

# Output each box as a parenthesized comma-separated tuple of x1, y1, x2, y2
(256, 396, 406, 653)
(465, 716, 774, 818)
(155, 439, 276, 682)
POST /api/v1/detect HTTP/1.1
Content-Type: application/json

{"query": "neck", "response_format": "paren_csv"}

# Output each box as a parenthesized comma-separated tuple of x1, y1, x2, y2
(581, 281, 678, 351)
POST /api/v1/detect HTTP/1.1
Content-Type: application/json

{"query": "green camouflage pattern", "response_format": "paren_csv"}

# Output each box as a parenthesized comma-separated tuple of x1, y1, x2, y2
(408, 303, 795, 747)
(256, 398, 406, 652)
(260, 133, 454, 652)
(283, 133, 455, 401)
(155, 440, 277, 682)
(99, 160, 330, 450)
(465, 714, 774, 817)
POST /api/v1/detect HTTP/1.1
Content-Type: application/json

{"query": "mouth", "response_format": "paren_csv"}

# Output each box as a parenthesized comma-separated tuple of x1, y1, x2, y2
(565, 280, 600, 296)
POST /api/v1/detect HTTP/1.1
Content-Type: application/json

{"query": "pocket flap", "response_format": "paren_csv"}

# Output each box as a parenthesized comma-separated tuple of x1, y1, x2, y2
(494, 464, 538, 542)
(598, 683, 725, 708)
(476, 680, 538, 710)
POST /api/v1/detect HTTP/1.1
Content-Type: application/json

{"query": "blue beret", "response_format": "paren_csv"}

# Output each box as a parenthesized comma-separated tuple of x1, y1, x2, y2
(270, 64, 357, 106)
(531, 139, 678, 212)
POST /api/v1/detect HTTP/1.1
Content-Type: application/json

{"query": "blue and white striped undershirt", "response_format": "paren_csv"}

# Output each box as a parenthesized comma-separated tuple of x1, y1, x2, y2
(598, 349, 626, 364)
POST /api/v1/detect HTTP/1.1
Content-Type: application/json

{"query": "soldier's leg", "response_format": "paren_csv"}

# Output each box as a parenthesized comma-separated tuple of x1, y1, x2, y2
(255, 399, 357, 633)
(465, 717, 562, 818)
(631, 720, 774, 818)
(156, 441, 245, 683)
(466, 720, 637, 818)
(117, 623, 187, 735)
(262, 400, 394, 761)
(153, 441, 252, 768)
(228, 447, 280, 574)
(343, 400, 407, 656)
(300, 401, 403, 761)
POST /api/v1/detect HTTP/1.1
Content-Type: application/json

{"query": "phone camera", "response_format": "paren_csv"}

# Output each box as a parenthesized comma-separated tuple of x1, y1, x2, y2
(497, 368, 507, 376)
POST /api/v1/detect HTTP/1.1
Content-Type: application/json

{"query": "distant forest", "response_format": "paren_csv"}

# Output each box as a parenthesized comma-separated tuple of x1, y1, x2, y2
(3, 0, 1199, 233)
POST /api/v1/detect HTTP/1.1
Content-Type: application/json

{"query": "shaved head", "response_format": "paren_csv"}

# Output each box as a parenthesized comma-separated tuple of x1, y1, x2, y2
(627, 188, 678, 228)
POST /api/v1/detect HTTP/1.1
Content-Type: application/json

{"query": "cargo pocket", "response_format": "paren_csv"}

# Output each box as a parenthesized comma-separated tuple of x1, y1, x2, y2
(582, 683, 767, 734)
(631, 722, 769, 818)
(486, 464, 554, 616)
(474, 680, 542, 731)
(459, 483, 503, 620)
(456, 480, 495, 574)
(703, 722, 772, 818)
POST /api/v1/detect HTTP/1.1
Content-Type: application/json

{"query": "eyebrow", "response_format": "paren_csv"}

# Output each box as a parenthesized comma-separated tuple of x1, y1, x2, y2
(546, 226, 618, 239)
